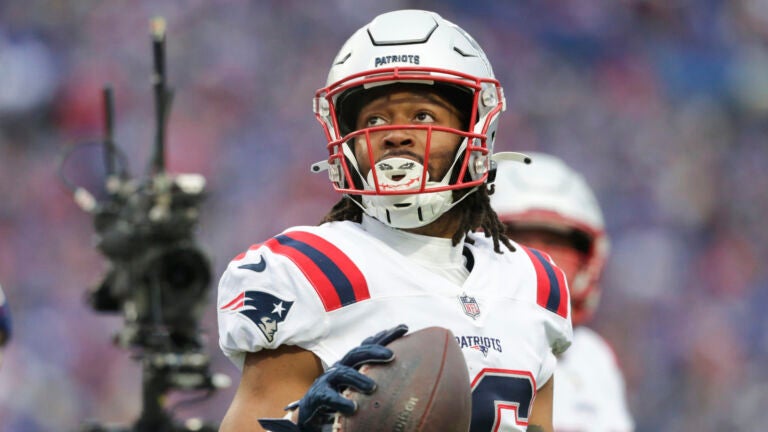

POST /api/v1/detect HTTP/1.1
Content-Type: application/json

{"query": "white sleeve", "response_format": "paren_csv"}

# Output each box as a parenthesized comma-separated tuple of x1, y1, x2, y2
(539, 251, 574, 387)
(216, 241, 330, 369)
(536, 314, 573, 389)
(514, 243, 574, 388)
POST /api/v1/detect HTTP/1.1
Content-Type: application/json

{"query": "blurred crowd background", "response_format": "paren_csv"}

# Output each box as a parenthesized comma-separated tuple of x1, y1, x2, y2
(1, 1, 767, 431)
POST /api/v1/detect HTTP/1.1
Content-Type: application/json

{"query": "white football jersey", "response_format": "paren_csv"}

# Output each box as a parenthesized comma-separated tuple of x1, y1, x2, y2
(218, 216, 572, 431)
(553, 326, 634, 432)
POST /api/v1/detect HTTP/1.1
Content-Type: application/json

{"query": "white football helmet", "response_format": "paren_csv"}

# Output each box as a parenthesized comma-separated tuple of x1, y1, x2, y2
(490, 152, 609, 325)
(312, 9, 506, 229)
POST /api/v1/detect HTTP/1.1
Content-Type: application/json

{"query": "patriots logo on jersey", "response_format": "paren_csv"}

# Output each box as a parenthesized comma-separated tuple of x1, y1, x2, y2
(458, 292, 481, 319)
(220, 291, 294, 342)
(470, 344, 490, 357)
(455, 335, 503, 356)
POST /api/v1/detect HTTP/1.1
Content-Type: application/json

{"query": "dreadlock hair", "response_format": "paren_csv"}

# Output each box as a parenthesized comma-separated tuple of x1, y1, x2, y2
(320, 185, 515, 254)
(453, 184, 516, 254)
(321, 195, 364, 225)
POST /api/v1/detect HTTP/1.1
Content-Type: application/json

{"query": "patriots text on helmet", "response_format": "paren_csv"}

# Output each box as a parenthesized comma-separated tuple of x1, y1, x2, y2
(374, 54, 420, 68)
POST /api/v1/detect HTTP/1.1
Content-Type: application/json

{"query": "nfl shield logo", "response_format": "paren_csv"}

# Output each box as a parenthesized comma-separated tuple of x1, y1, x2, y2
(459, 293, 481, 319)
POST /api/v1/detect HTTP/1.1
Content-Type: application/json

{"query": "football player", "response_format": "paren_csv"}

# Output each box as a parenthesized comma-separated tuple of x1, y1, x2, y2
(491, 153, 635, 432)
(217, 10, 572, 432)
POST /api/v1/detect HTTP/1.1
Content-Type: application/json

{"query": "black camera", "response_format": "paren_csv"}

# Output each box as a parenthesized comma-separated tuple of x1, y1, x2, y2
(88, 172, 212, 350)
(62, 17, 225, 432)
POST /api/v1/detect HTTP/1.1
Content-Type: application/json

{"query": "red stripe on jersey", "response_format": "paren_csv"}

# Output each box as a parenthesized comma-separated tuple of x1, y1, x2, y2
(283, 231, 370, 305)
(550, 252, 569, 318)
(535, 249, 569, 318)
(220, 292, 245, 310)
(264, 237, 342, 311)
(521, 246, 569, 318)
(522, 246, 551, 311)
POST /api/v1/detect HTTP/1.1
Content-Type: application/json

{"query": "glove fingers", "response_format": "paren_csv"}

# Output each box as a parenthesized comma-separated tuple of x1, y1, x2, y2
(361, 323, 408, 346)
(258, 418, 302, 432)
(325, 365, 377, 393)
(298, 379, 358, 427)
(304, 388, 357, 416)
(291, 325, 409, 431)
(339, 344, 394, 368)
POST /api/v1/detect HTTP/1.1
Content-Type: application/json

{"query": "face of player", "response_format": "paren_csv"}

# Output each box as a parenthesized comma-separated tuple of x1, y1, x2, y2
(352, 88, 465, 182)
(507, 227, 588, 288)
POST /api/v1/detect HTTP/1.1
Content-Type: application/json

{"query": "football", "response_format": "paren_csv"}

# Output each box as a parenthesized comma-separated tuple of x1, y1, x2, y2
(334, 326, 471, 432)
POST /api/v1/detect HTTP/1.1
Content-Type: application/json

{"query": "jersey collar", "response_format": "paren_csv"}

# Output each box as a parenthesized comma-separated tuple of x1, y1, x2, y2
(361, 214, 466, 270)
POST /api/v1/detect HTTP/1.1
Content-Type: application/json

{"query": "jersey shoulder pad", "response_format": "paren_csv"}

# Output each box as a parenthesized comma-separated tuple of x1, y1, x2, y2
(225, 226, 371, 312)
(518, 245, 571, 320)
(465, 237, 570, 320)
(264, 227, 371, 311)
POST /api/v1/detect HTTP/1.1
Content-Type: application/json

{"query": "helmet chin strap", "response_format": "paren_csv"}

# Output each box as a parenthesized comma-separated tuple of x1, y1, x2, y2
(343, 140, 478, 229)
(351, 183, 478, 229)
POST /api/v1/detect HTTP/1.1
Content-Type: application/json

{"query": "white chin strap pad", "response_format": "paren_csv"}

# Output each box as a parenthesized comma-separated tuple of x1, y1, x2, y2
(361, 157, 453, 229)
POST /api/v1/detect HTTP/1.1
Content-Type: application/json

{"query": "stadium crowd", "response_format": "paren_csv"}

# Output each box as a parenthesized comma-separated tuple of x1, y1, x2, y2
(0, 1, 766, 431)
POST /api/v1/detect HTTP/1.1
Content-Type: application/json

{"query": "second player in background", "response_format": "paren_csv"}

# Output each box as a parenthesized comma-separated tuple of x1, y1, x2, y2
(492, 152, 635, 432)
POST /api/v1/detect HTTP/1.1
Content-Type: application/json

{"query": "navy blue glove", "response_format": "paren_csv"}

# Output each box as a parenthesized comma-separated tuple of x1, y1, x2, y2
(258, 324, 409, 432)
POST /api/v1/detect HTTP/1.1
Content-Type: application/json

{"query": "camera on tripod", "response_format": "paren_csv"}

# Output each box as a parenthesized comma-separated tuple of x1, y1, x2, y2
(62, 17, 226, 432)
(89, 169, 211, 351)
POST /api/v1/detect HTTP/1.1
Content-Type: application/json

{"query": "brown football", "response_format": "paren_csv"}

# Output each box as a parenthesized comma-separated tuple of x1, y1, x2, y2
(334, 326, 471, 432)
